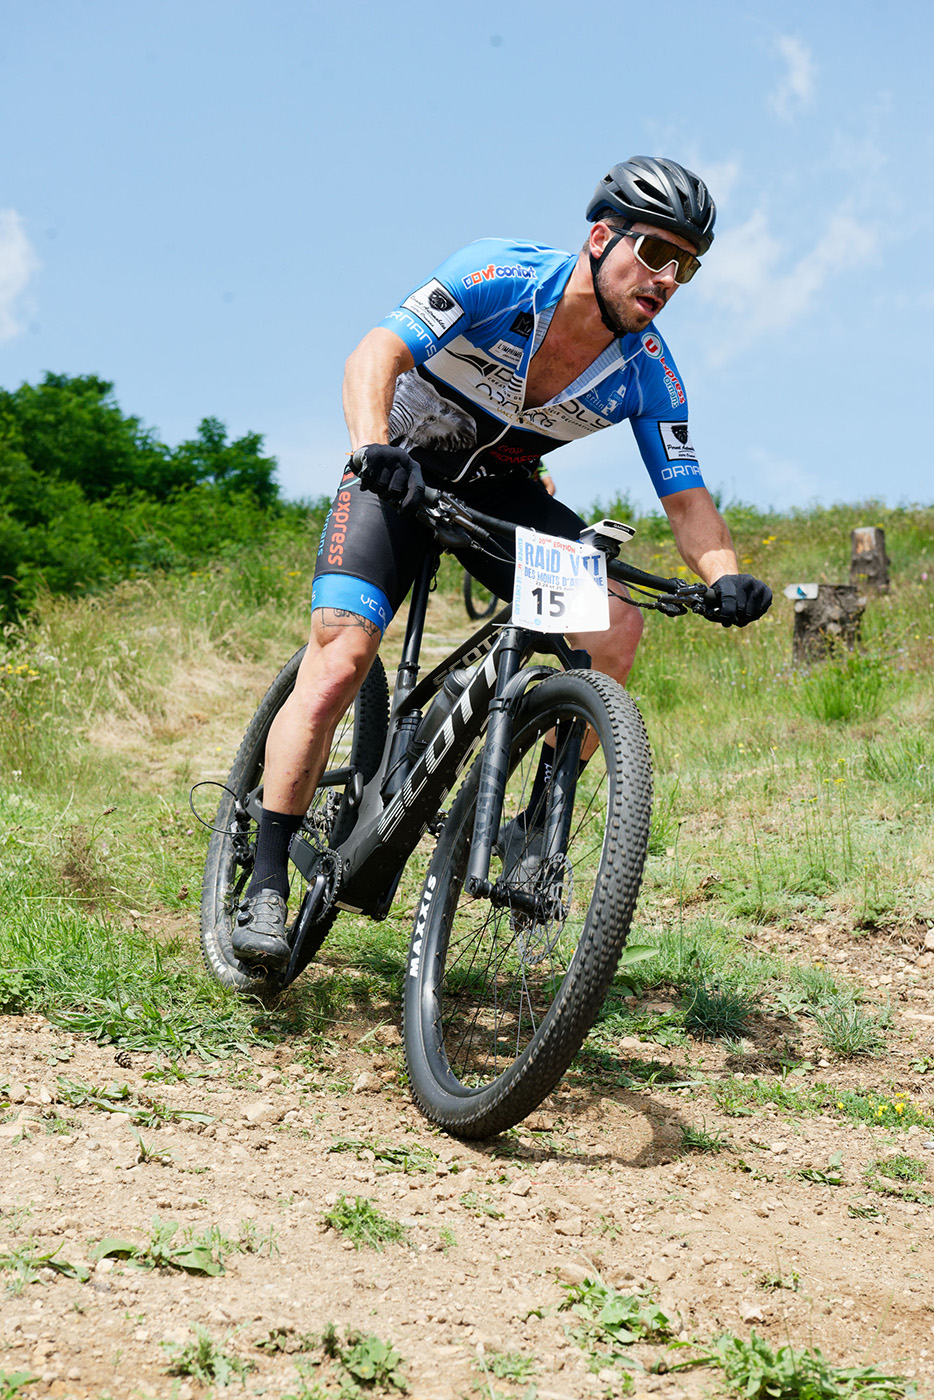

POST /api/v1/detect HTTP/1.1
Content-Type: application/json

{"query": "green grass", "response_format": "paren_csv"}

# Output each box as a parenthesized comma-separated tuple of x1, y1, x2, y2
(321, 1196, 410, 1251)
(162, 1325, 254, 1386)
(863, 1153, 933, 1205)
(320, 1324, 408, 1394)
(700, 1330, 914, 1399)
(812, 997, 887, 1057)
(711, 1077, 934, 1131)
(3, 498, 934, 1134)
(327, 1137, 438, 1174)
(89, 1215, 230, 1275)
(681, 1121, 731, 1153)
(559, 1277, 677, 1373)
(683, 980, 760, 1040)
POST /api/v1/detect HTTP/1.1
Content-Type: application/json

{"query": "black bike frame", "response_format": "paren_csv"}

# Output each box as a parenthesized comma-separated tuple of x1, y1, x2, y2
(281, 488, 712, 974)
(289, 546, 580, 926)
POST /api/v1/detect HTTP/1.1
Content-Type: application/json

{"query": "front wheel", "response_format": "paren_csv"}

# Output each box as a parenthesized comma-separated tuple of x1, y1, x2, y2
(200, 648, 389, 992)
(403, 670, 652, 1138)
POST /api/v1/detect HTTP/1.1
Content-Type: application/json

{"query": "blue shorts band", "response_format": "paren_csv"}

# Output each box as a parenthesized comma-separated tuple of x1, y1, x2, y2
(311, 573, 392, 634)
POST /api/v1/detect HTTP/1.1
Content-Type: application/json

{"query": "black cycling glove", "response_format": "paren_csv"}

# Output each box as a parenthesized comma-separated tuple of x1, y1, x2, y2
(351, 444, 426, 516)
(710, 573, 773, 628)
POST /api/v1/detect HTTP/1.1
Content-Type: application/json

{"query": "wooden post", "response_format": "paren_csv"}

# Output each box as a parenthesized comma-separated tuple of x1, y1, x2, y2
(792, 585, 866, 667)
(850, 526, 889, 592)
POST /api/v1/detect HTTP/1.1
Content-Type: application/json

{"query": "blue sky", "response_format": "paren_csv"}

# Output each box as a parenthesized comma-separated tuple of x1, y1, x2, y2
(1, 0, 930, 515)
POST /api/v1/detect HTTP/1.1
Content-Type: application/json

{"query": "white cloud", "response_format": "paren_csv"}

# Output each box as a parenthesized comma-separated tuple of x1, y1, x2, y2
(0, 210, 39, 343)
(693, 209, 877, 365)
(770, 35, 816, 120)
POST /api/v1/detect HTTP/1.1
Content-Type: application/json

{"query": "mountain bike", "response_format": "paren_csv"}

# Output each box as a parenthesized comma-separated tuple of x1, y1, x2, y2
(198, 488, 720, 1138)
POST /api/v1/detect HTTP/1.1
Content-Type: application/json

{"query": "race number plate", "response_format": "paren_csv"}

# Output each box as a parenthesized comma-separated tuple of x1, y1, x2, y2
(512, 526, 610, 633)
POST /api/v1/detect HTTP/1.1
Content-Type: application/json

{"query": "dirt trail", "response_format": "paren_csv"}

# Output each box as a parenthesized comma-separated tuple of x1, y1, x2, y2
(2, 613, 933, 1399)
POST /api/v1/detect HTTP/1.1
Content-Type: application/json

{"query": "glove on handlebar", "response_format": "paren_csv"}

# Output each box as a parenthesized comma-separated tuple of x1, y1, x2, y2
(351, 445, 426, 516)
(710, 573, 772, 628)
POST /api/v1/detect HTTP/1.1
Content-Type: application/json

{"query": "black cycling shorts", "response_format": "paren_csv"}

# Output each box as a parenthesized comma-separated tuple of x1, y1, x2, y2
(312, 464, 588, 632)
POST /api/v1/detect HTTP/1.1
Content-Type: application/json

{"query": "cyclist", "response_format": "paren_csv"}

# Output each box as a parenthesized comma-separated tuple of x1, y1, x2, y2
(233, 156, 772, 970)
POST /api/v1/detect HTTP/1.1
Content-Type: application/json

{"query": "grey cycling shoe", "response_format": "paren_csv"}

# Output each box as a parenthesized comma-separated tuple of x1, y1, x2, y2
(232, 890, 290, 971)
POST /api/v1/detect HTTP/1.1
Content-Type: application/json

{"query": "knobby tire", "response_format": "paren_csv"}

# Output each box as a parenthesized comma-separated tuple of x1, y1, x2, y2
(403, 670, 652, 1138)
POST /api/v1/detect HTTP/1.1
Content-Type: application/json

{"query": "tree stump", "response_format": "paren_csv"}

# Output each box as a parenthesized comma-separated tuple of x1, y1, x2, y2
(850, 526, 889, 592)
(792, 585, 866, 666)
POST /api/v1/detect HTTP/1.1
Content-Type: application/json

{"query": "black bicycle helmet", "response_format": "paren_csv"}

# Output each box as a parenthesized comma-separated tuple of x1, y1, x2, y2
(586, 157, 716, 255)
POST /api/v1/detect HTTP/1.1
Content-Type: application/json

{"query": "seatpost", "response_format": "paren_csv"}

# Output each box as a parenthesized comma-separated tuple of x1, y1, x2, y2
(464, 626, 527, 897)
(391, 549, 438, 716)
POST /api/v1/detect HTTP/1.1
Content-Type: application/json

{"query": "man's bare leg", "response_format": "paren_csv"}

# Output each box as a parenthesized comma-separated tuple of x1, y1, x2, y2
(232, 608, 382, 968)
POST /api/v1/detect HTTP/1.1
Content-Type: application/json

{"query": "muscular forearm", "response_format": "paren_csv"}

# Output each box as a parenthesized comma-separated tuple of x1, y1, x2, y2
(662, 487, 738, 584)
(343, 328, 415, 451)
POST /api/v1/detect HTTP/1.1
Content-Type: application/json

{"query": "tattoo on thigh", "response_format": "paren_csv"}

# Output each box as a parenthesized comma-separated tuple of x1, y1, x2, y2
(319, 607, 380, 637)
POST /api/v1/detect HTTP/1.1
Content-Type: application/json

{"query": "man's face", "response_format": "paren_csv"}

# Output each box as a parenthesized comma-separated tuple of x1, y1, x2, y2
(591, 220, 698, 335)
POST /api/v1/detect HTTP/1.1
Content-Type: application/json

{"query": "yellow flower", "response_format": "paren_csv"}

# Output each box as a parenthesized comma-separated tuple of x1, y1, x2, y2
(895, 1104, 905, 1115)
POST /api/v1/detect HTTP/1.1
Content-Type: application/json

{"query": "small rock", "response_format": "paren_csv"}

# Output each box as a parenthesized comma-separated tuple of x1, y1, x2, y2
(525, 1112, 554, 1131)
(352, 1072, 382, 1095)
(509, 1179, 531, 1197)
(769, 1142, 788, 1155)
(924, 930, 934, 952)
(550, 1260, 590, 1285)
(6, 1082, 28, 1103)
(243, 1100, 283, 1127)
(740, 1301, 766, 1324)
(374, 1024, 403, 1047)
(554, 1217, 583, 1237)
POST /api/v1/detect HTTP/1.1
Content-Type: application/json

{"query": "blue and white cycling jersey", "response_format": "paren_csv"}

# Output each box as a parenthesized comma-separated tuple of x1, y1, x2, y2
(378, 237, 704, 499)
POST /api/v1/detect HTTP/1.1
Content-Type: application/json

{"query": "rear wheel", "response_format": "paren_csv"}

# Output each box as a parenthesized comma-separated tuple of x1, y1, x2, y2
(200, 649, 389, 991)
(403, 670, 652, 1137)
(463, 570, 500, 621)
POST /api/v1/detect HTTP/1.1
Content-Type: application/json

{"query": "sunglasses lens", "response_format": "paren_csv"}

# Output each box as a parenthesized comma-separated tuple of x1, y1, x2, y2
(634, 235, 700, 284)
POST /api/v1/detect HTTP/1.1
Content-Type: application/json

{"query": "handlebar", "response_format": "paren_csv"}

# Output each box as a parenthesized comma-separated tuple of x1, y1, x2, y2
(415, 485, 720, 620)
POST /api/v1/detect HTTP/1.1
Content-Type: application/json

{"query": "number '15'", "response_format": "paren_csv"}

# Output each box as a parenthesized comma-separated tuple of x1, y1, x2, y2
(531, 586, 565, 618)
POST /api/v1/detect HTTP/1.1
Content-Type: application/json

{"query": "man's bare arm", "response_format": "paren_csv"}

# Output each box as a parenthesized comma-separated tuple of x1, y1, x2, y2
(343, 327, 416, 451)
(661, 487, 739, 584)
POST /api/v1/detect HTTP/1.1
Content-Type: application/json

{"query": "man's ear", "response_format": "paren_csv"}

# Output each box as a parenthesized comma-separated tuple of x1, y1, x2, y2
(589, 222, 613, 259)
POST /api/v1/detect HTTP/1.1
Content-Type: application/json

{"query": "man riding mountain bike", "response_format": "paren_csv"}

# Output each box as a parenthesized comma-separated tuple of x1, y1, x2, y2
(233, 155, 772, 971)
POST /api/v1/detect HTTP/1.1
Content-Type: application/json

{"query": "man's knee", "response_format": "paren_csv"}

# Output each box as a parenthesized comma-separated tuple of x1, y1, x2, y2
(296, 608, 383, 715)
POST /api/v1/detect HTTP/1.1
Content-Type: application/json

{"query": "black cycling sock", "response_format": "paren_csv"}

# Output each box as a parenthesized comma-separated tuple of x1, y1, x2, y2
(246, 809, 303, 902)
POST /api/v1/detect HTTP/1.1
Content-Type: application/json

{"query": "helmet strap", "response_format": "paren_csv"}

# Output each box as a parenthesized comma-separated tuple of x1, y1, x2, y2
(589, 230, 627, 335)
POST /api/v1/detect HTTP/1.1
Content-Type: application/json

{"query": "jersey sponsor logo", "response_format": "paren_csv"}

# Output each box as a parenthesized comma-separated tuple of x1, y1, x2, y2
(510, 311, 534, 338)
(489, 337, 523, 366)
(641, 332, 663, 358)
(520, 400, 607, 437)
(658, 353, 686, 408)
(660, 462, 703, 483)
(657, 421, 696, 462)
(387, 307, 437, 352)
(401, 279, 465, 338)
(461, 262, 536, 289)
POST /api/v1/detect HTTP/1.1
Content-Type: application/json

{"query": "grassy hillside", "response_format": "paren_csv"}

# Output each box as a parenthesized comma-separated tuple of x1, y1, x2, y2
(1, 497, 933, 1065)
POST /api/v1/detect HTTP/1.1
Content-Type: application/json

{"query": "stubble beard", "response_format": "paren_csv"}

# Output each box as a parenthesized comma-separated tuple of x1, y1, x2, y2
(593, 258, 667, 336)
